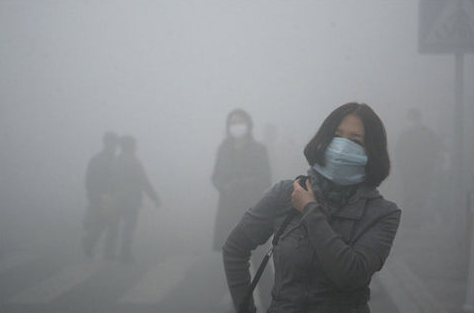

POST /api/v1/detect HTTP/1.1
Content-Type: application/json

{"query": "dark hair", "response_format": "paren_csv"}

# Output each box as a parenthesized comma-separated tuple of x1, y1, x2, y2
(226, 108, 254, 138)
(304, 102, 390, 187)
(102, 131, 118, 148)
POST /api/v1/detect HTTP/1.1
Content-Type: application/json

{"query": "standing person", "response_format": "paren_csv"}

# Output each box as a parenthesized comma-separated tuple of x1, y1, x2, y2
(109, 136, 160, 263)
(82, 131, 118, 258)
(223, 103, 401, 313)
(395, 108, 442, 229)
(212, 108, 272, 308)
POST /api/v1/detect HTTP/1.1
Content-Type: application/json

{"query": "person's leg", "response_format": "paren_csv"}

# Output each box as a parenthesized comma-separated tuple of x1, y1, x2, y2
(103, 211, 121, 260)
(120, 208, 139, 262)
(83, 208, 105, 257)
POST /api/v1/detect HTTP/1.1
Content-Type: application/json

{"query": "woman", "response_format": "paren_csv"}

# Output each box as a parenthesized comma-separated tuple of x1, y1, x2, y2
(223, 103, 401, 313)
(212, 108, 273, 309)
(212, 108, 272, 251)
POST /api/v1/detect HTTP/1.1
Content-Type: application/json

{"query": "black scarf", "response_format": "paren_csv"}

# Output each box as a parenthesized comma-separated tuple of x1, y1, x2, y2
(307, 167, 361, 212)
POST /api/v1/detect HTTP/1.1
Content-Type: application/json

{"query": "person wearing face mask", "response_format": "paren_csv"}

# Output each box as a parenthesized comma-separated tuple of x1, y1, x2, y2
(223, 103, 401, 313)
(212, 108, 273, 308)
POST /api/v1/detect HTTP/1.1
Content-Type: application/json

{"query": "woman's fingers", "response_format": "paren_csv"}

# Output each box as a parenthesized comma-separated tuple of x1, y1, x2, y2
(293, 179, 302, 190)
(292, 179, 306, 212)
(292, 178, 317, 213)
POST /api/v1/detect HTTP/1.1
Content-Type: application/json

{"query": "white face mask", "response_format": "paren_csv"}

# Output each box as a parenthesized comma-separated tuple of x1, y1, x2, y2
(229, 123, 248, 138)
(312, 137, 368, 185)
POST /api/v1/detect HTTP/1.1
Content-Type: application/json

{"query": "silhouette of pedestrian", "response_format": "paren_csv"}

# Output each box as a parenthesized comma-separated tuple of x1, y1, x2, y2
(108, 136, 160, 263)
(82, 131, 118, 258)
(211, 108, 272, 308)
(395, 108, 442, 228)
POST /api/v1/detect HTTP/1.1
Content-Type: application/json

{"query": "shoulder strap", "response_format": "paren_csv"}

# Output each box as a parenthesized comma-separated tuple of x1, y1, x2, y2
(238, 209, 298, 313)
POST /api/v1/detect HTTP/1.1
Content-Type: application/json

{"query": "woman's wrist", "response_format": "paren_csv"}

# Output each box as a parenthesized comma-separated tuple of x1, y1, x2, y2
(302, 201, 319, 215)
(299, 201, 331, 224)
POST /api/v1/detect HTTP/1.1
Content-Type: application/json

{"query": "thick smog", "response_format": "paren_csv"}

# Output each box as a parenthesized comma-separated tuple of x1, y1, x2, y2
(1, 1, 473, 313)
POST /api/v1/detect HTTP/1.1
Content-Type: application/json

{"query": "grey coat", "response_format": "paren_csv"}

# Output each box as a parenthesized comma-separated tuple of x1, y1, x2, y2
(110, 153, 158, 210)
(212, 139, 271, 251)
(223, 180, 401, 313)
(85, 150, 115, 206)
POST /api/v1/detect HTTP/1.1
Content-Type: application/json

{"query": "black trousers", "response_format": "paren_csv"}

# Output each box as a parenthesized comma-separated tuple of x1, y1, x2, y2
(82, 205, 119, 258)
(83, 206, 139, 259)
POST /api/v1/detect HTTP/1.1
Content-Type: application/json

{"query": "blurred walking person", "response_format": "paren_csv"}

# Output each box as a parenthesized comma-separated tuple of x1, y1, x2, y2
(82, 131, 118, 259)
(109, 136, 160, 263)
(212, 108, 272, 308)
(395, 108, 442, 229)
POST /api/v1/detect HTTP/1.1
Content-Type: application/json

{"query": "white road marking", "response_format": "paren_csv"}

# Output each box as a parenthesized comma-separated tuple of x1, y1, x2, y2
(119, 255, 198, 303)
(377, 258, 448, 313)
(8, 259, 103, 304)
(0, 250, 40, 275)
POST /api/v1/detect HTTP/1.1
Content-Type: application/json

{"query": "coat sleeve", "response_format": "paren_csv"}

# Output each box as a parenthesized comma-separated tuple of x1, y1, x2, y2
(85, 157, 100, 204)
(222, 181, 289, 312)
(84, 159, 94, 202)
(211, 143, 231, 192)
(301, 201, 401, 290)
(137, 161, 159, 204)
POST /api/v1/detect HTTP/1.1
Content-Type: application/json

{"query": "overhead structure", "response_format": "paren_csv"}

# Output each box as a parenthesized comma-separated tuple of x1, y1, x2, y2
(419, 1, 474, 312)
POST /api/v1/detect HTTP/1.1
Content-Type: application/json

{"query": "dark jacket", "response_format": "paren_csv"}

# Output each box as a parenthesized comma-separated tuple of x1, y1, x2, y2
(110, 153, 158, 210)
(83, 150, 116, 230)
(223, 180, 401, 313)
(85, 150, 115, 206)
(212, 139, 271, 250)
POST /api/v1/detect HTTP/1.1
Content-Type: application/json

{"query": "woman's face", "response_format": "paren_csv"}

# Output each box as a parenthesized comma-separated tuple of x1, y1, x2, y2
(335, 114, 365, 147)
(229, 113, 246, 126)
(228, 113, 249, 138)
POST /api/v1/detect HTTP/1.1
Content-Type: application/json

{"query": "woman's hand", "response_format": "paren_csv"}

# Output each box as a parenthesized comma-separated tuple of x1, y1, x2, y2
(292, 179, 317, 213)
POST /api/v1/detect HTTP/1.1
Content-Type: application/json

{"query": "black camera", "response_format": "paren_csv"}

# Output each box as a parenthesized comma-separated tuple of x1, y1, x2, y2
(295, 175, 309, 191)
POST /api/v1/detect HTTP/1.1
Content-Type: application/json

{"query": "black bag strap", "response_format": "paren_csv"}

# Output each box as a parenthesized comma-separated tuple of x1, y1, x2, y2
(238, 175, 308, 313)
(238, 209, 297, 313)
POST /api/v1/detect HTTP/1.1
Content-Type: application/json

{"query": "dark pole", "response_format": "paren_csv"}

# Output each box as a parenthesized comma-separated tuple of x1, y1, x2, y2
(462, 50, 474, 313)
(454, 52, 464, 176)
(454, 52, 466, 245)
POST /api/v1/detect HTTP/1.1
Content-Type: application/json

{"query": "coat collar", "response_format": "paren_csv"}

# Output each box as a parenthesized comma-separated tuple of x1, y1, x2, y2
(331, 186, 380, 220)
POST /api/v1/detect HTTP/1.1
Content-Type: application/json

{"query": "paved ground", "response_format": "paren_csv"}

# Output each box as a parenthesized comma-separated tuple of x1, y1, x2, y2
(1, 209, 470, 313)
(379, 221, 470, 313)
(0, 241, 400, 313)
